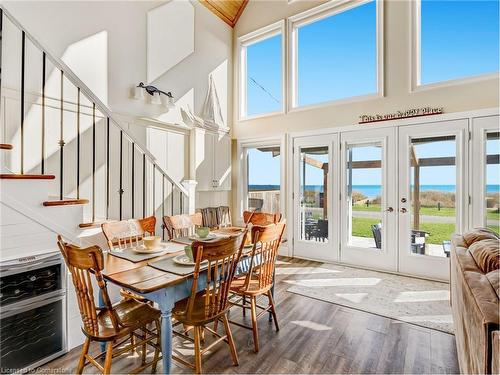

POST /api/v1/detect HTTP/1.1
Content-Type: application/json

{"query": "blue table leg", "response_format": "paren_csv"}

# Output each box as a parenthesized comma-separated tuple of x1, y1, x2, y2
(160, 310, 173, 374)
(151, 289, 176, 374)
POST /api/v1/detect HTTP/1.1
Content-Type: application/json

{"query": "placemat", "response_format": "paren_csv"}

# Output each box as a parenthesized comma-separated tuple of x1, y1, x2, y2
(172, 234, 230, 246)
(109, 249, 165, 263)
(109, 242, 185, 263)
(148, 256, 208, 276)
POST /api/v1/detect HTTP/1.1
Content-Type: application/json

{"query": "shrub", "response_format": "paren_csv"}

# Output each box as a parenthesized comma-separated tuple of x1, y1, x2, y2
(352, 190, 367, 203)
(486, 192, 499, 210)
(417, 190, 455, 208)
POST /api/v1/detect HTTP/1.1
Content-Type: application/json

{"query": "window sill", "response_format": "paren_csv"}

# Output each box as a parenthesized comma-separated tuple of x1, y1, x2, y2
(238, 110, 285, 123)
(411, 72, 500, 93)
(289, 92, 383, 114)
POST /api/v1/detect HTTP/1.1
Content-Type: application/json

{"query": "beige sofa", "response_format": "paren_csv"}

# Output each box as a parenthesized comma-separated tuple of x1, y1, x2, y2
(451, 228, 499, 374)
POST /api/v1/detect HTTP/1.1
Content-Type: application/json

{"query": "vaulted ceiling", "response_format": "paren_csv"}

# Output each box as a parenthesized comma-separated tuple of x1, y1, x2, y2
(199, 0, 249, 28)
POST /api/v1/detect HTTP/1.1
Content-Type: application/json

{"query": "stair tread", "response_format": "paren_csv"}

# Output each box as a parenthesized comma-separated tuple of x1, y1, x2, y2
(79, 220, 109, 228)
(43, 199, 89, 207)
(0, 174, 55, 179)
(0, 144, 13, 150)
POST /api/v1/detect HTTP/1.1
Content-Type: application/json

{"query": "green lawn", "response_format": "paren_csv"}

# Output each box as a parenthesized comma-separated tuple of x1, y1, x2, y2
(350, 218, 500, 245)
(487, 210, 500, 221)
(351, 217, 380, 239)
(353, 204, 456, 217)
(352, 204, 500, 221)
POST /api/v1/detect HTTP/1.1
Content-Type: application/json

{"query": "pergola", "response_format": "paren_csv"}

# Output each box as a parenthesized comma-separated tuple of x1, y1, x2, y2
(258, 134, 499, 231)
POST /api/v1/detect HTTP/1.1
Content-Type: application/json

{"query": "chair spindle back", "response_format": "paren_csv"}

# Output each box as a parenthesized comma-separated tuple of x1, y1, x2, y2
(57, 236, 118, 336)
(244, 222, 286, 292)
(102, 216, 156, 250)
(188, 232, 247, 319)
(163, 213, 202, 240)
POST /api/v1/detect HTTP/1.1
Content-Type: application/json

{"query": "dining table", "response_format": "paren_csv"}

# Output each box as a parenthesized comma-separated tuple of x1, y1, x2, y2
(100, 227, 264, 374)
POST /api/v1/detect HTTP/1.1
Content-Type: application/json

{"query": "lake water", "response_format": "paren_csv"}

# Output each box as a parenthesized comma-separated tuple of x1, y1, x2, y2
(249, 184, 500, 198)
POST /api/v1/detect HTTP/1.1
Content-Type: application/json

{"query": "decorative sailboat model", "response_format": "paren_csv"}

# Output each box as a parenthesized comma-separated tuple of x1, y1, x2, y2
(181, 74, 229, 133)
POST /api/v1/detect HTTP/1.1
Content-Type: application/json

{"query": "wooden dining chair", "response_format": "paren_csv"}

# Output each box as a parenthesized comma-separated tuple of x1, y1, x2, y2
(228, 222, 286, 353)
(200, 207, 219, 229)
(101, 216, 156, 250)
(217, 206, 232, 227)
(57, 236, 162, 374)
(172, 231, 247, 374)
(163, 212, 203, 240)
(101, 217, 156, 304)
(243, 210, 282, 226)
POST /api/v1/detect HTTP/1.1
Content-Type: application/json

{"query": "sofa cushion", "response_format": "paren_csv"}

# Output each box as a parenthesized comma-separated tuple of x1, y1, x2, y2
(486, 270, 500, 299)
(469, 238, 500, 274)
(463, 227, 499, 247)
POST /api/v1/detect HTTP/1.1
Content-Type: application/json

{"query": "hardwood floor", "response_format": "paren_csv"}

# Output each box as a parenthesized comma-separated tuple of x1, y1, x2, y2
(38, 257, 460, 374)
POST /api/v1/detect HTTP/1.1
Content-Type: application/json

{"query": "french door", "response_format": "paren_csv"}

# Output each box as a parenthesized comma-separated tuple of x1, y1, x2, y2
(288, 115, 487, 281)
(398, 120, 468, 280)
(340, 127, 398, 271)
(292, 134, 339, 262)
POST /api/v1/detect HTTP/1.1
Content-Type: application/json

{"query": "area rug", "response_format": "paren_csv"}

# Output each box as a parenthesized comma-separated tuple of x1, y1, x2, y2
(285, 263, 454, 334)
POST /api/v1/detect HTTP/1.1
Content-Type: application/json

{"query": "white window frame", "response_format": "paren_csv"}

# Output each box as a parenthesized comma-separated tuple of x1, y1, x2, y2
(235, 136, 287, 227)
(237, 20, 286, 121)
(411, 0, 500, 92)
(471, 115, 500, 229)
(288, 0, 384, 111)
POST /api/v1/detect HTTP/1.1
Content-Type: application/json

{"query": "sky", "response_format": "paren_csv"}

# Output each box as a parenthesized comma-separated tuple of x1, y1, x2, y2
(246, 35, 282, 116)
(245, 0, 499, 187)
(297, 0, 376, 106)
(248, 148, 280, 185)
(421, 0, 500, 84)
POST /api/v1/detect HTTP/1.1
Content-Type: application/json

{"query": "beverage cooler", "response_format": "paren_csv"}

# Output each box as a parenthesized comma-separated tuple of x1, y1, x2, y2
(0, 253, 67, 373)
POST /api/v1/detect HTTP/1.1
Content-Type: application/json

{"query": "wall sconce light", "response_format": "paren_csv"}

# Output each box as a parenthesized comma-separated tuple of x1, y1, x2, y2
(133, 82, 175, 109)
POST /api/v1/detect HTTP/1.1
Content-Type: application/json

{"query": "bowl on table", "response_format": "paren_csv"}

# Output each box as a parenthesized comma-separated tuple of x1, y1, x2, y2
(184, 245, 194, 262)
(143, 235, 161, 250)
(196, 227, 210, 239)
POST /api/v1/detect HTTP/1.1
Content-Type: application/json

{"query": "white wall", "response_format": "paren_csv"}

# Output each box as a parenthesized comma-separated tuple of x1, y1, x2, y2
(1, 0, 234, 211)
(2, 0, 233, 125)
(232, 0, 500, 139)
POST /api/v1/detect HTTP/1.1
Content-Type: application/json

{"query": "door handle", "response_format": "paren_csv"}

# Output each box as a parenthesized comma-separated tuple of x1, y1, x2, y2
(400, 208, 407, 213)
(386, 207, 394, 212)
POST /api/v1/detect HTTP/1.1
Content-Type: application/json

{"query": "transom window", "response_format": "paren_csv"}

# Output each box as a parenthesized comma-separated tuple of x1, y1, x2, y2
(417, 0, 500, 86)
(290, 0, 380, 108)
(238, 21, 284, 119)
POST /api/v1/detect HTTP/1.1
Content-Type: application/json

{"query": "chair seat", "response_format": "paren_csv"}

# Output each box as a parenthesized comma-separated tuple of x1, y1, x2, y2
(173, 291, 228, 326)
(230, 274, 271, 296)
(85, 299, 160, 341)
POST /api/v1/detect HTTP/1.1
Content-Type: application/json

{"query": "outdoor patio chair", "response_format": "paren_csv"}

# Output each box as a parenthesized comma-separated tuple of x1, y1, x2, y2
(371, 223, 382, 249)
(311, 219, 328, 242)
(372, 223, 429, 253)
(411, 230, 429, 255)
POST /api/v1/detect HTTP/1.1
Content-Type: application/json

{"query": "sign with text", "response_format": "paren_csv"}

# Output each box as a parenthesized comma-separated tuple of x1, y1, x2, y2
(359, 107, 444, 124)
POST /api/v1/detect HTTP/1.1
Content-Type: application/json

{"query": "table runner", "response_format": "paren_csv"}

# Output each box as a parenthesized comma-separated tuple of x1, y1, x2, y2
(172, 233, 229, 246)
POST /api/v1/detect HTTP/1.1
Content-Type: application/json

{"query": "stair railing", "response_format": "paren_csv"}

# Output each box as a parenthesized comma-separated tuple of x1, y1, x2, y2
(0, 6, 188, 236)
